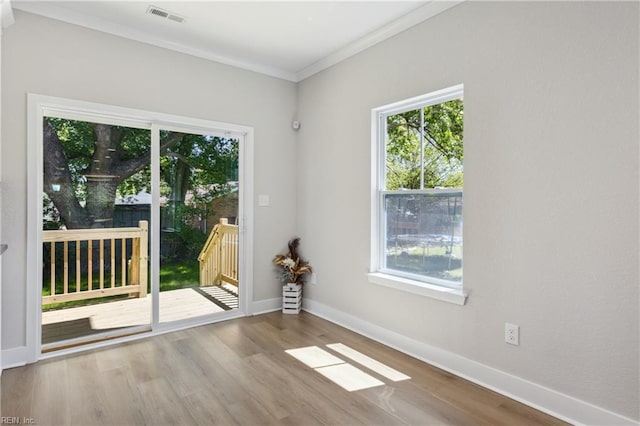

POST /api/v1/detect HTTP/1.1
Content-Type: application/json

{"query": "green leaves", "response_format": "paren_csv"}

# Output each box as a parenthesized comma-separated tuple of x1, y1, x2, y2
(385, 99, 463, 190)
(44, 117, 239, 230)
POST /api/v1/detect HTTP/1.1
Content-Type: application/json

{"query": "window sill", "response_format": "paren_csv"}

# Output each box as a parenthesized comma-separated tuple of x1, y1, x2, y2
(367, 272, 467, 306)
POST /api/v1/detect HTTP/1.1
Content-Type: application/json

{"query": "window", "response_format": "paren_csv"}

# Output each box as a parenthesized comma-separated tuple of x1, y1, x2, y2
(370, 85, 465, 303)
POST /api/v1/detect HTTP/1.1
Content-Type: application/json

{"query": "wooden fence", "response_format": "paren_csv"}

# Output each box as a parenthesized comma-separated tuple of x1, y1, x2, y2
(198, 218, 239, 287)
(42, 221, 148, 305)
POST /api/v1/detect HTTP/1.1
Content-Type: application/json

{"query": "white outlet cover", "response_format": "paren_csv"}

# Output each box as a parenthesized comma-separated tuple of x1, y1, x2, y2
(505, 323, 520, 346)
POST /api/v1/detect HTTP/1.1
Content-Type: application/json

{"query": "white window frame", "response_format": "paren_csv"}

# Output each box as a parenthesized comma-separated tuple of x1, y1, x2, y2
(26, 94, 255, 362)
(368, 85, 467, 306)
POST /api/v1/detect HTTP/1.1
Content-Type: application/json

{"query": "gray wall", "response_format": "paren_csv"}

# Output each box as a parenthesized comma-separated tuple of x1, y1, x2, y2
(1, 11, 297, 349)
(296, 1, 639, 420)
(2, 2, 639, 421)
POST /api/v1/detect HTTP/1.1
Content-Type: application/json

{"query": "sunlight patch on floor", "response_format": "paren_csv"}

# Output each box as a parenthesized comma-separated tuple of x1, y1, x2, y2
(286, 343, 409, 392)
(285, 346, 344, 368)
(315, 363, 385, 391)
(327, 343, 410, 382)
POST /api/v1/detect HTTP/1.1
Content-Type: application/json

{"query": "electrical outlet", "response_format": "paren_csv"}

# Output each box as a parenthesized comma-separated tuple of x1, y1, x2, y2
(309, 272, 317, 285)
(505, 323, 519, 346)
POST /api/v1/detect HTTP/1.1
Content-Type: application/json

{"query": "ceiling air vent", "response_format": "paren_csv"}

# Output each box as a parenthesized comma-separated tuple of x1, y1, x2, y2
(146, 6, 185, 24)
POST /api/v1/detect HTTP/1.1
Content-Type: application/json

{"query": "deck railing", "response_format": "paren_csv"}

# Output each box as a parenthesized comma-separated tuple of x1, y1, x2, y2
(42, 220, 148, 305)
(198, 218, 239, 287)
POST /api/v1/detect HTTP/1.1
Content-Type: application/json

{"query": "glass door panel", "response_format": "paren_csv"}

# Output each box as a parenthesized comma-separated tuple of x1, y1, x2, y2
(42, 117, 152, 348)
(158, 130, 239, 323)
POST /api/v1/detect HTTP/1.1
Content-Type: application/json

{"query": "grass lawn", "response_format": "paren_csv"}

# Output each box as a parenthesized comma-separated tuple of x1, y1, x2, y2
(159, 259, 200, 291)
(387, 243, 462, 282)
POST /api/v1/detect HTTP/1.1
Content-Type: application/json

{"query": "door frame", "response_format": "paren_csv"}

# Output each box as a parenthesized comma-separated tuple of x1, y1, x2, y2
(26, 94, 254, 361)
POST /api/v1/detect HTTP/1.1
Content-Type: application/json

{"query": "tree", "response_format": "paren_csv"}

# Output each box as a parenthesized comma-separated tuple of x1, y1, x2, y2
(43, 118, 238, 229)
(385, 99, 463, 190)
(160, 132, 238, 230)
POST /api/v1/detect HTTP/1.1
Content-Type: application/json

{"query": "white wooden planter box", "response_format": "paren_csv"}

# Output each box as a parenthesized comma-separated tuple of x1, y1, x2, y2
(282, 284, 302, 314)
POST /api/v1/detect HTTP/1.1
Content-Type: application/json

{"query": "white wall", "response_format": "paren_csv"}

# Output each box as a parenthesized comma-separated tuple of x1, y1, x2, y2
(1, 11, 297, 351)
(2, 2, 639, 422)
(297, 1, 639, 421)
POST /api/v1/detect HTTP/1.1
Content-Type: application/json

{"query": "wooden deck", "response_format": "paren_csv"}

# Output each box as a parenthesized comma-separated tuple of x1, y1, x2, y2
(42, 286, 238, 344)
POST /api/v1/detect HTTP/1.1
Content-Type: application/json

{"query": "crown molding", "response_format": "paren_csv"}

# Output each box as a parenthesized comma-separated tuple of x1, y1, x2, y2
(296, 1, 463, 82)
(12, 1, 298, 82)
(12, 1, 463, 83)
(1, 0, 15, 31)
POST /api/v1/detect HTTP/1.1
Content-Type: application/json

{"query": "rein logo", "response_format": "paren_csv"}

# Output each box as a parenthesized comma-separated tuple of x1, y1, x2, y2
(0, 417, 35, 424)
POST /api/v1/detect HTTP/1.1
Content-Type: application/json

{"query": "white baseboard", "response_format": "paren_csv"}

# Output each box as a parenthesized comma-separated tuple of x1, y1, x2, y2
(303, 298, 638, 426)
(251, 297, 281, 315)
(1, 346, 28, 370)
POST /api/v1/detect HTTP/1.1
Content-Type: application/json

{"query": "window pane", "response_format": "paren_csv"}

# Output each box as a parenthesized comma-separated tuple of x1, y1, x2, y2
(42, 117, 152, 345)
(422, 99, 463, 188)
(385, 99, 463, 191)
(386, 110, 421, 190)
(159, 130, 240, 323)
(384, 191, 462, 284)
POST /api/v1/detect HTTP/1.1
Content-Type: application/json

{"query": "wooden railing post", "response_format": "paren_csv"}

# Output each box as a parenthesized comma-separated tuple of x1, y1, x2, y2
(130, 235, 140, 287)
(217, 218, 227, 285)
(138, 220, 148, 298)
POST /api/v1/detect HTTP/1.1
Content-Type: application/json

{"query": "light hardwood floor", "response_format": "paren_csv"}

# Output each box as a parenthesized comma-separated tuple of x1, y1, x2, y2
(1, 312, 567, 425)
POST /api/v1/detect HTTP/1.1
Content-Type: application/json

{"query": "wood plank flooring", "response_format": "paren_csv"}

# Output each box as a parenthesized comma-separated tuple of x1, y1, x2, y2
(1, 311, 567, 425)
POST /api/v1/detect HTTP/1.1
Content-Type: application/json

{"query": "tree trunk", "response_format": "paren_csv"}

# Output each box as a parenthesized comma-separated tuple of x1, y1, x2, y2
(43, 120, 184, 229)
(83, 124, 122, 228)
(175, 159, 191, 206)
(43, 121, 91, 229)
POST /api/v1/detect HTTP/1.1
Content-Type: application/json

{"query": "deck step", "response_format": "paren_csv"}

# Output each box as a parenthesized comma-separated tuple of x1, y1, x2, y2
(194, 285, 239, 311)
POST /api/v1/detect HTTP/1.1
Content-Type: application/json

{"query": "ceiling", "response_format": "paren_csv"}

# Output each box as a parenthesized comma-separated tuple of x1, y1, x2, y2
(10, 1, 460, 82)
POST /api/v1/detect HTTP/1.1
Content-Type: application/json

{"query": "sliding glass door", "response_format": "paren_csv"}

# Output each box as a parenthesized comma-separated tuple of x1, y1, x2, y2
(41, 117, 152, 348)
(157, 129, 240, 323)
(33, 96, 250, 354)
